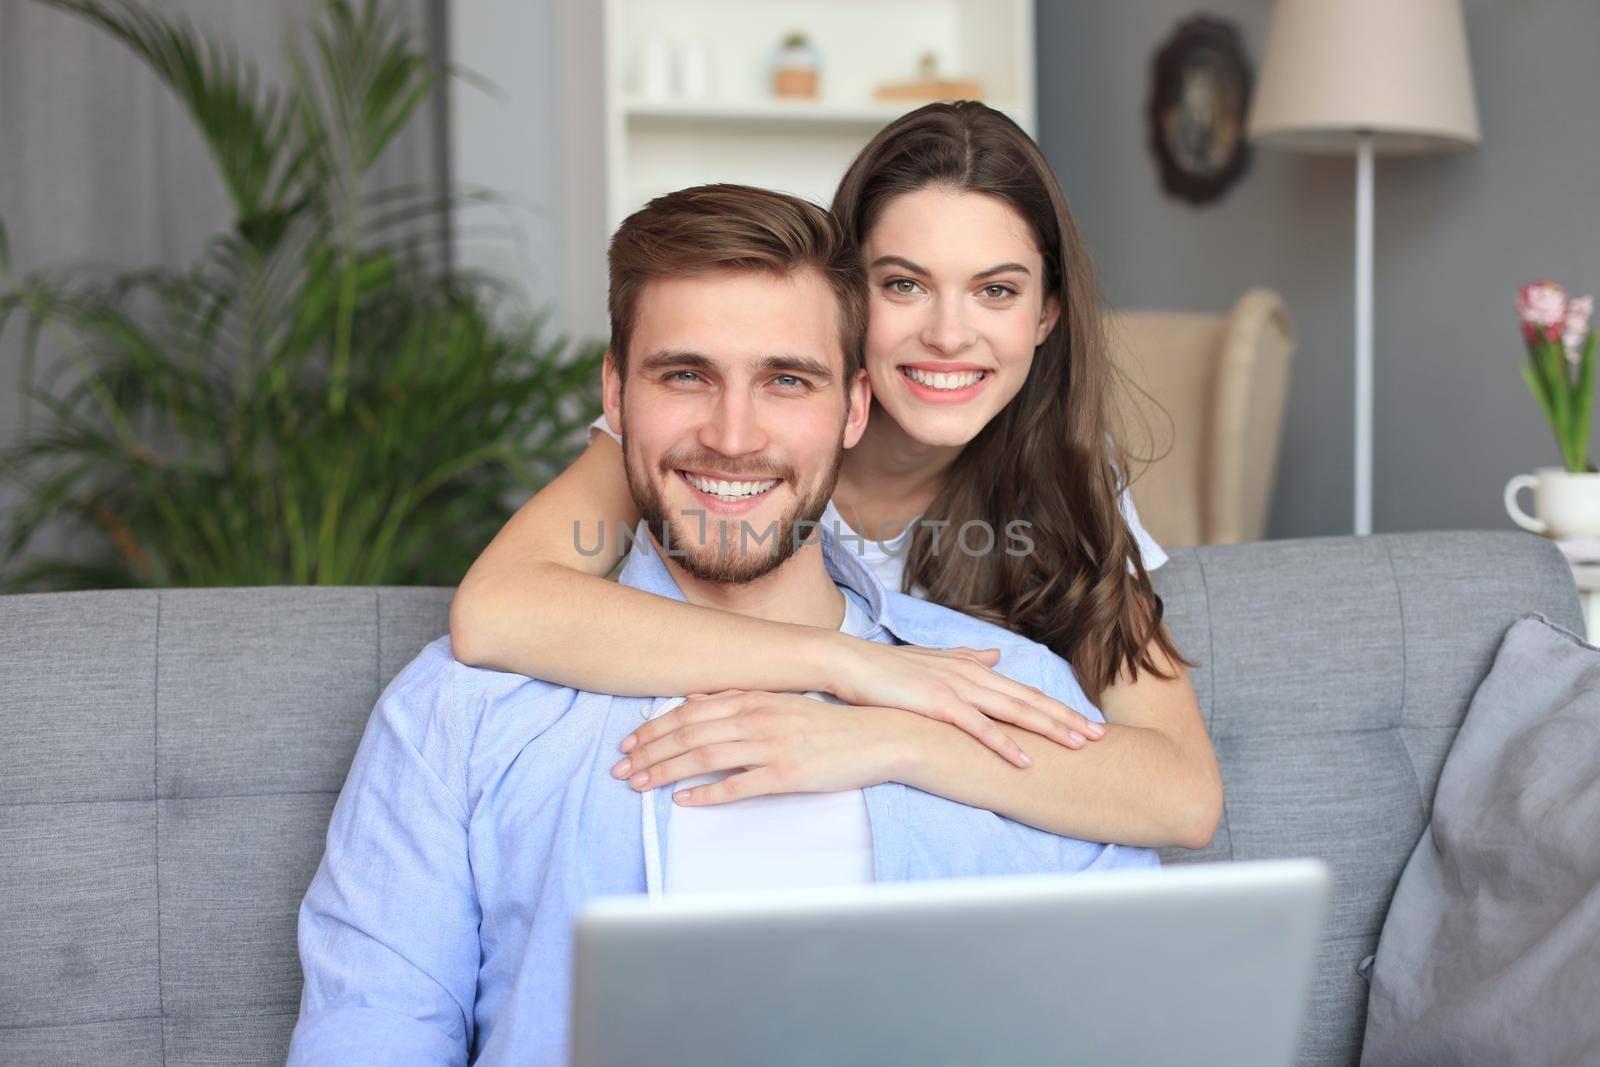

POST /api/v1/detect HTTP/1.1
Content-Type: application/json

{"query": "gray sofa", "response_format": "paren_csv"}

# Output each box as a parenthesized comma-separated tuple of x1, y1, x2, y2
(0, 531, 1583, 1065)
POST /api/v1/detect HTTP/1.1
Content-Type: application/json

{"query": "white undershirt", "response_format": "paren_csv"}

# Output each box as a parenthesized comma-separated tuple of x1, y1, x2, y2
(818, 498, 922, 595)
(664, 591, 878, 894)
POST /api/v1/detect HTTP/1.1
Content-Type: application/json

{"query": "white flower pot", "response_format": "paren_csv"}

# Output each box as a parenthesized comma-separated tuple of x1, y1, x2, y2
(1504, 467, 1600, 538)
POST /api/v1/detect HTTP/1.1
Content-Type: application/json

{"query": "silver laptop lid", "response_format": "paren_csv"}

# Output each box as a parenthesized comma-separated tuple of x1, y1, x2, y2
(572, 859, 1329, 1067)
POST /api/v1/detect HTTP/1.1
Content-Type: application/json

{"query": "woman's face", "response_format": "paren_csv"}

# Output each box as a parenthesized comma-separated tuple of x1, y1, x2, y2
(862, 187, 1060, 448)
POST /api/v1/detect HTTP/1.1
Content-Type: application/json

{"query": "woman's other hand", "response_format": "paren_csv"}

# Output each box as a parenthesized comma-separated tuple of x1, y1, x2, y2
(829, 638, 1103, 767)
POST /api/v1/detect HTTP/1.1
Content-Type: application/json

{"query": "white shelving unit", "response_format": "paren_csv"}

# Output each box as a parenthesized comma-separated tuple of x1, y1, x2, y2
(621, 98, 927, 126)
(602, 0, 1037, 233)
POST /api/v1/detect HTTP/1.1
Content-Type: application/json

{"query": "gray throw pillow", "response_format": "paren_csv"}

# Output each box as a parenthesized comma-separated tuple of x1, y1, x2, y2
(1361, 613, 1600, 1066)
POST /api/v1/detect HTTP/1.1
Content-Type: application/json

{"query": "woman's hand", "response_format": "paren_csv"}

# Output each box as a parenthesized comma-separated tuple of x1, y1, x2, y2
(611, 690, 910, 804)
(826, 637, 1103, 767)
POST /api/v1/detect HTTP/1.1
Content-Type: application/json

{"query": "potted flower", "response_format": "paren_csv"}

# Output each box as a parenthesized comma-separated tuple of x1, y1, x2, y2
(1504, 279, 1600, 538)
(772, 31, 820, 99)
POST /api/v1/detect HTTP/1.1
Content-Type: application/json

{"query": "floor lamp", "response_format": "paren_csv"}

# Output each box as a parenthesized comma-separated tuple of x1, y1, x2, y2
(1246, 0, 1480, 536)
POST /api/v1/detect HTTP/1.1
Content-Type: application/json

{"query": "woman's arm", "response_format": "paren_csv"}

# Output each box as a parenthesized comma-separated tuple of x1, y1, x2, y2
(450, 433, 1097, 766)
(451, 435, 793, 694)
(455, 433, 841, 693)
(618, 631, 1222, 850)
(891, 634, 1222, 848)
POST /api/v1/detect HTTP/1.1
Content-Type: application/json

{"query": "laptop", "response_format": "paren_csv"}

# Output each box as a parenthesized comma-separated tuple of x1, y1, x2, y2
(570, 859, 1329, 1066)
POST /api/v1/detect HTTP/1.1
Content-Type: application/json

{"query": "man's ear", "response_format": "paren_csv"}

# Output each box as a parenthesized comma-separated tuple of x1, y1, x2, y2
(601, 349, 624, 438)
(842, 367, 871, 450)
(1036, 293, 1063, 347)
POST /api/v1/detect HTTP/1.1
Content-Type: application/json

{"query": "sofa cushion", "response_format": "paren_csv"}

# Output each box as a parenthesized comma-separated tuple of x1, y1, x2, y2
(0, 586, 454, 1067)
(1154, 532, 1584, 1064)
(1361, 614, 1600, 1066)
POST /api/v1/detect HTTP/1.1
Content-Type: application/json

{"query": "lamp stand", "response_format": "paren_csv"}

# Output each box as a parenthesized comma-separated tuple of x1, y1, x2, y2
(1354, 133, 1375, 537)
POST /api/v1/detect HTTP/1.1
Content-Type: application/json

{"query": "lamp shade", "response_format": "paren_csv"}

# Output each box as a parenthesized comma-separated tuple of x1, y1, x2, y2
(1247, 0, 1480, 155)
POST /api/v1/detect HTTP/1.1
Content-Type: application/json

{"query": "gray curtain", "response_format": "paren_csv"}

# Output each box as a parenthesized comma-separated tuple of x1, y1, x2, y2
(0, 0, 446, 566)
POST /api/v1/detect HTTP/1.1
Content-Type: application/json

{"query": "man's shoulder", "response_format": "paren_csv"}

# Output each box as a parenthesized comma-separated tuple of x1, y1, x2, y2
(883, 591, 1052, 664)
(381, 635, 585, 736)
(361, 637, 600, 816)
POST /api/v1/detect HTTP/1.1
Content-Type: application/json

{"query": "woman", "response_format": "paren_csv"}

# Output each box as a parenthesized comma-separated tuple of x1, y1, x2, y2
(450, 102, 1221, 849)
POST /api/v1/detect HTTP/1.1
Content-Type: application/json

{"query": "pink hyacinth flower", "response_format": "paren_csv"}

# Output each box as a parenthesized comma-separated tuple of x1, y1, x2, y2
(1564, 294, 1594, 365)
(1517, 279, 1568, 331)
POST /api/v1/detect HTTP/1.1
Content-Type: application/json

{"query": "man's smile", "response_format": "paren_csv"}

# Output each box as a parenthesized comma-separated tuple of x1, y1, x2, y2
(675, 469, 784, 512)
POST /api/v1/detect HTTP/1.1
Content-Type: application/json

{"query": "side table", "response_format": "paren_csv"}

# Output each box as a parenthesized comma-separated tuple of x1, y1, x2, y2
(1573, 562, 1600, 643)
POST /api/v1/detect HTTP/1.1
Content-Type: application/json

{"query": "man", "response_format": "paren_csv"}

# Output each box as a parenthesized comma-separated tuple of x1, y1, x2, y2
(287, 184, 1155, 1066)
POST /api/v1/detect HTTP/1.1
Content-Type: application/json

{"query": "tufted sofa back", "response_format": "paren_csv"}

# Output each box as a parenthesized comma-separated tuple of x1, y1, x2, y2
(0, 531, 1581, 1065)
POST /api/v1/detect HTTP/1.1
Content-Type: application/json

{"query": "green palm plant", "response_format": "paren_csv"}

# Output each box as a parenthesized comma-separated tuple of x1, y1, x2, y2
(0, 0, 603, 590)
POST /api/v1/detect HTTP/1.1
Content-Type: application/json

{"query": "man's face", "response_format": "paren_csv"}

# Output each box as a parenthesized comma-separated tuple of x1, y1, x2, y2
(603, 268, 869, 584)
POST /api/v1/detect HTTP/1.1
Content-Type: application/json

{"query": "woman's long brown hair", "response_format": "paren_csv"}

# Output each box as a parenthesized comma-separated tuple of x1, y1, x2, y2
(831, 101, 1194, 703)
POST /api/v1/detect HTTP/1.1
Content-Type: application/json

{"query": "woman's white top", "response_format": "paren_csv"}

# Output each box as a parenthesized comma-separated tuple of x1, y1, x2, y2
(588, 413, 1169, 595)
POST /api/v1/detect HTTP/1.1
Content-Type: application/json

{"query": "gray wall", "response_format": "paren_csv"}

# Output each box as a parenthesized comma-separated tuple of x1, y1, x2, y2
(446, 0, 607, 340)
(1038, 0, 1600, 540)
(446, 0, 565, 332)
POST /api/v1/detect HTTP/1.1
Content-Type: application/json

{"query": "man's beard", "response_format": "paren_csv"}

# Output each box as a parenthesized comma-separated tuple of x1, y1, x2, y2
(625, 442, 843, 585)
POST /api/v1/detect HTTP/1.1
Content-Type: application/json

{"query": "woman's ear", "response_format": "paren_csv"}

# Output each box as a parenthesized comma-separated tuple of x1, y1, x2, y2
(1036, 294, 1063, 346)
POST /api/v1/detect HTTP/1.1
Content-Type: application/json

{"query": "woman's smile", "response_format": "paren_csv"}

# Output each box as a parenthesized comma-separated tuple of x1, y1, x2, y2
(897, 362, 994, 404)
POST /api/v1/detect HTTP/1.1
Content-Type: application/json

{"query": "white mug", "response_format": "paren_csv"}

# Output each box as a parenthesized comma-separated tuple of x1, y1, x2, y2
(1504, 466, 1600, 538)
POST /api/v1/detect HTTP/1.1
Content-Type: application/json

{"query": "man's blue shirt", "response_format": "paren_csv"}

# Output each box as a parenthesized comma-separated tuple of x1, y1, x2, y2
(287, 528, 1158, 1066)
